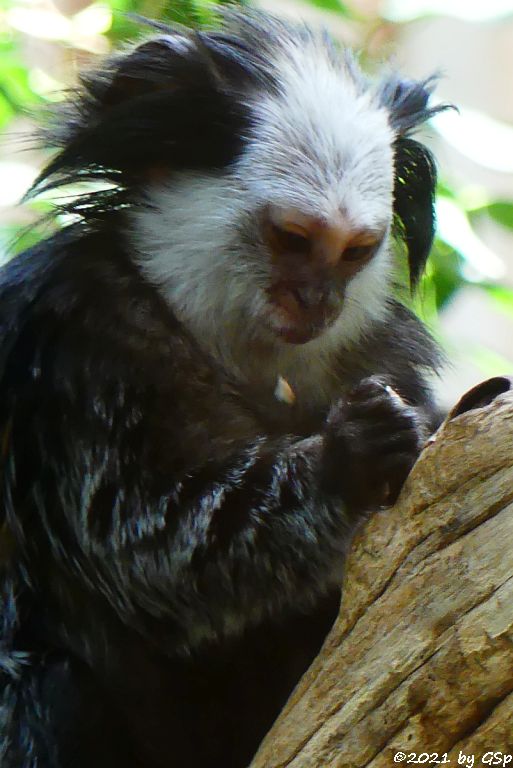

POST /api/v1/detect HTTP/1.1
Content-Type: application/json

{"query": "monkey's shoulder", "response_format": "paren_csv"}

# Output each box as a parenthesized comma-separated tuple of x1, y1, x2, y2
(0, 230, 260, 466)
(0, 230, 198, 382)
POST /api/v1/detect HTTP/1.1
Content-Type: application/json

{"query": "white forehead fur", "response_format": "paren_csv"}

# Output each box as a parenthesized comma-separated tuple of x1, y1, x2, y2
(129, 29, 396, 401)
(237, 36, 395, 228)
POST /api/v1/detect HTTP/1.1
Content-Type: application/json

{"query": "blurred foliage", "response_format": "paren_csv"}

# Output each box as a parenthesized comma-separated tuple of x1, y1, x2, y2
(1, 0, 513, 380)
(481, 201, 513, 231)
(107, 0, 242, 38)
(0, 38, 42, 128)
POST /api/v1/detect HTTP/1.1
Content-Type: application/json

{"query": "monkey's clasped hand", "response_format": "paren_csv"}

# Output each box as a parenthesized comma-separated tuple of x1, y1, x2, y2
(324, 376, 427, 513)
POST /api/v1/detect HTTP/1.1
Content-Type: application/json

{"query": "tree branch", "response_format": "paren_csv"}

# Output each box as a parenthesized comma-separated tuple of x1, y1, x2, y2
(250, 377, 513, 767)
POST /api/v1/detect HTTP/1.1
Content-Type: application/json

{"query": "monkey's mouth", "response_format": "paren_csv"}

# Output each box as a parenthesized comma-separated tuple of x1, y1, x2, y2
(265, 282, 340, 344)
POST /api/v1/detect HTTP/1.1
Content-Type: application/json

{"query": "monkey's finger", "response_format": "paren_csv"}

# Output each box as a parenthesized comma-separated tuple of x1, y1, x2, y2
(376, 452, 418, 503)
(362, 429, 423, 457)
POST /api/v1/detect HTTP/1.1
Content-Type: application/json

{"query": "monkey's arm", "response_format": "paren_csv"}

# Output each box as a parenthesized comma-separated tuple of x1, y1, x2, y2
(4, 326, 421, 653)
(88, 430, 349, 643)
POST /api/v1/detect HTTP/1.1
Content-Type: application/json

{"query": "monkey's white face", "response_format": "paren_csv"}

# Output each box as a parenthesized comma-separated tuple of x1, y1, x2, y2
(130, 30, 396, 370)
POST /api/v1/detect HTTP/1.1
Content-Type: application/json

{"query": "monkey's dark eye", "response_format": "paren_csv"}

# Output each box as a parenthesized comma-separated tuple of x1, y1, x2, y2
(342, 244, 375, 263)
(270, 224, 311, 256)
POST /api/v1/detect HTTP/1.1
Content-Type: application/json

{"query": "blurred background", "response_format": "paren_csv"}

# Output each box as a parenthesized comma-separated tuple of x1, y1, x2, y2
(1, 0, 513, 408)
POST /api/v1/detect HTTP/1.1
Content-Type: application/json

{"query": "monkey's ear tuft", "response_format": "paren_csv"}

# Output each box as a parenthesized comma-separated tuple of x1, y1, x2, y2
(379, 75, 453, 288)
(378, 74, 445, 136)
(393, 136, 437, 289)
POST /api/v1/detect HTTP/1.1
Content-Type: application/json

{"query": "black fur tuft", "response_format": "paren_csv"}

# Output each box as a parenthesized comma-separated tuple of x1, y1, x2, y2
(378, 74, 453, 288)
(393, 136, 438, 287)
(378, 74, 447, 135)
(27, 28, 259, 214)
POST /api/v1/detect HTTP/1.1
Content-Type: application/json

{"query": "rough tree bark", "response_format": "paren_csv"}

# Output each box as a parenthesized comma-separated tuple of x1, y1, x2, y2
(250, 377, 513, 768)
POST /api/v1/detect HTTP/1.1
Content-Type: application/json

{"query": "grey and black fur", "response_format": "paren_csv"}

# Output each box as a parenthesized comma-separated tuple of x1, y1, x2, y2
(0, 9, 446, 768)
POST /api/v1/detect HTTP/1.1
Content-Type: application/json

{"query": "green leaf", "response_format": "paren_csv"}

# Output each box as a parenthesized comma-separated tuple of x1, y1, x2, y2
(108, 0, 153, 42)
(158, 0, 200, 25)
(436, 179, 457, 200)
(0, 48, 43, 113)
(306, 0, 353, 14)
(0, 221, 53, 263)
(427, 238, 465, 309)
(486, 202, 513, 230)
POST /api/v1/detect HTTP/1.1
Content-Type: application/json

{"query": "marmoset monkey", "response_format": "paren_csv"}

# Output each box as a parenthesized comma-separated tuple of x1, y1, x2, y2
(0, 8, 446, 768)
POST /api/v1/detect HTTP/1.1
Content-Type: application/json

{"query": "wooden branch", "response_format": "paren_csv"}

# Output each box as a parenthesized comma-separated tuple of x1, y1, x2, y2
(251, 378, 513, 767)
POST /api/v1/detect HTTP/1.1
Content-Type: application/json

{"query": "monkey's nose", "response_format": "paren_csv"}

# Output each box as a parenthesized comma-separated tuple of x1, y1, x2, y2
(265, 205, 380, 273)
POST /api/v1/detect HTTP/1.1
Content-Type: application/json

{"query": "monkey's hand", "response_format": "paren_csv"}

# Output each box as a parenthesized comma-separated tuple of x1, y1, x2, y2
(323, 376, 427, 515)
